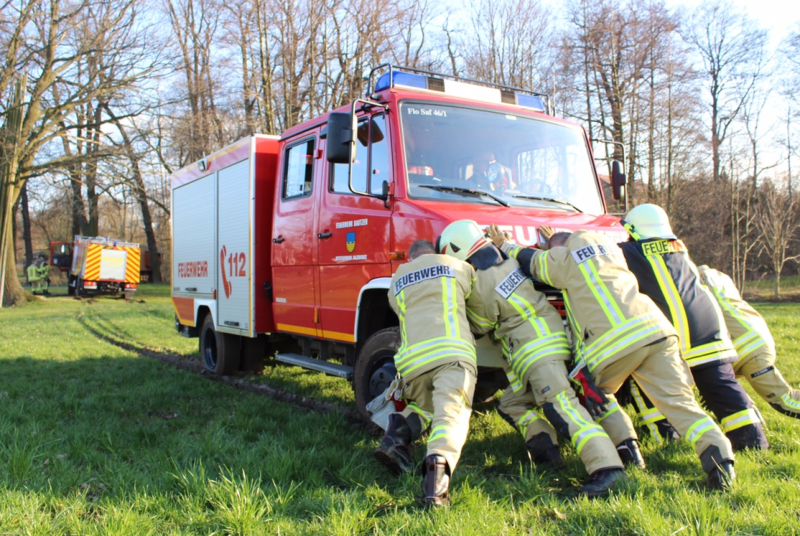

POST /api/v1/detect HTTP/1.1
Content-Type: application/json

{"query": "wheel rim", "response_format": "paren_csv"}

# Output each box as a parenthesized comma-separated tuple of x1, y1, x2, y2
(368, 358, 397, 400)
(203, 329, 217, 370)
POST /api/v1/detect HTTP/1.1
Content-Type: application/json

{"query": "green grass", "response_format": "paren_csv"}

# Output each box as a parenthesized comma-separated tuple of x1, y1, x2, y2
(1, 287, 799, 534)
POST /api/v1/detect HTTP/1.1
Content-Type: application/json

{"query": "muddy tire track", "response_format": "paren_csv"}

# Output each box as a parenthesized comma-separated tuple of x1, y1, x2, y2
(76, 313, 375, 433)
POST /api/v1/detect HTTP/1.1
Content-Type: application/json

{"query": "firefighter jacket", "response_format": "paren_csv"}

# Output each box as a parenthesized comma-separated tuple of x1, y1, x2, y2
(697, 265, 775, 359)
(388, 254, 477, 382)
(618, 239, 737, 369)
(465, 255, 569, 389)
(27, 264, 40, 282)
(502, 231, 676, 375)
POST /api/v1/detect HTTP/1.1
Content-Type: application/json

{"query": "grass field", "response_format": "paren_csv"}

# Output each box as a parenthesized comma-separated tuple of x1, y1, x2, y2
(1, 286, 799, 535)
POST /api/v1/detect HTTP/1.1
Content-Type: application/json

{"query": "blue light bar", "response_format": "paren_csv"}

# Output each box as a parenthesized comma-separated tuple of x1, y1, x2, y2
(516, 94, 545, 112)
(375, 71, 427, 92)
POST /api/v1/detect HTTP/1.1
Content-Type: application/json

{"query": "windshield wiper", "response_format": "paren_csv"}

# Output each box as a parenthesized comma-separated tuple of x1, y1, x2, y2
(508, 193, 583, 213)
(418, 184, 509, 207)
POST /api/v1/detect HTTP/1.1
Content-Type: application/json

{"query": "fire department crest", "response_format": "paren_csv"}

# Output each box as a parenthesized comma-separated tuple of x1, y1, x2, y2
(346, 232, 356, 252)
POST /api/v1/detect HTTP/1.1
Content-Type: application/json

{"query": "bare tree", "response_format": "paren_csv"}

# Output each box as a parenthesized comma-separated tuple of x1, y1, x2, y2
(682, 0, 767, 183)
(1, 0, 157, 306)
(755, 176, 800, 298)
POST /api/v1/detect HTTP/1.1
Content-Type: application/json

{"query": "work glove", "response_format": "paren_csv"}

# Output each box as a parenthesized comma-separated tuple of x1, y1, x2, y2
(487, 224, 510, 248)
(538, 225, 554, 249)
(569, 365, 610, 420)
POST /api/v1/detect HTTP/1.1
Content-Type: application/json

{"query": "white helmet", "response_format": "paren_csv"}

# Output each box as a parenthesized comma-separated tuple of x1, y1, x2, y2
(624, 203, 676, 240)
(437, 220, 491, 262)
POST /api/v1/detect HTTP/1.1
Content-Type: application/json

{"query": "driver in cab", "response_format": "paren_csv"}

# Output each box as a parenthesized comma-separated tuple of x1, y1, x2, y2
(467, 152, 516, 192)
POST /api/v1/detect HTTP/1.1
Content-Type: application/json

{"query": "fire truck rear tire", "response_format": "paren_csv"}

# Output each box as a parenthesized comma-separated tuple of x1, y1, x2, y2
(354, 327, 400, 421)
(200, 315, 241, 375)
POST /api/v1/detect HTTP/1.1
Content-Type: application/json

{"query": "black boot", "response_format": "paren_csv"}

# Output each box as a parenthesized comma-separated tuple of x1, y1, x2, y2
(532, 447, 565, 470)
(576, 468, 627, 498)
(616, 439, 646, 470)
(421, 454, 450, 507)
(375, 414, 415, 475)
(707, 460, 736, 491)
(526, 433, 565, 470)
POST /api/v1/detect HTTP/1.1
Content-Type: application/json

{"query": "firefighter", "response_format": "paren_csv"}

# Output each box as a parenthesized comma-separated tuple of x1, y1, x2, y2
(27, 256, 45, 294)
(375, 238, 478, 507)
(38, 256, 51, 295)
(697, 265, 800, 419)
(620, 204, 768, 451)
(439, 220, 626, 497)
(489, 225, 737, 490)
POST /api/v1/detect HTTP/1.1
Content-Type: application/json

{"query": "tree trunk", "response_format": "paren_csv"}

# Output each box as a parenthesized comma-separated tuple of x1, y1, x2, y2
(2, 221, 25, 307)
(104, 104, 163, 283)
(20, 182, 33, 266)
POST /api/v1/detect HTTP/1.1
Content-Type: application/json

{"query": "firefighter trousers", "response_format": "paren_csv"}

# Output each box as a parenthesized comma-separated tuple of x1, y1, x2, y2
(498, 360, 623, 474)
(627, 361, 768, 451)
(593, 336, 735, 474)
(399, 361, 477, 473)
(736, 350, 800, 419)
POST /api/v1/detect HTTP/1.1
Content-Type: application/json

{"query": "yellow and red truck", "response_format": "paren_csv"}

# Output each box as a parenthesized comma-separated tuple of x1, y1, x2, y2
(50, 236, 141, 296)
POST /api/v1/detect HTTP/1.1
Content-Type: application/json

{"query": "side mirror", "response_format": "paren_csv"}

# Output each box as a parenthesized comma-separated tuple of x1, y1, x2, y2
(326, 112, 355, 164)
(612, 160, 626, 200)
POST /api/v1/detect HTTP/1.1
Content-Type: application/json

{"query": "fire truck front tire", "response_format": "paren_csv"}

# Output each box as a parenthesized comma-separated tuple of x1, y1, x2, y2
(67, 275, 76, 296)
(354, 327, 400, 421)
(200, 315, 241, 375)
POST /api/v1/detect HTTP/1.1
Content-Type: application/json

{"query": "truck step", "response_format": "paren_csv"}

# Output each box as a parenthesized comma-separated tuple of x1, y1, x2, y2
(274, 353, 354, 380)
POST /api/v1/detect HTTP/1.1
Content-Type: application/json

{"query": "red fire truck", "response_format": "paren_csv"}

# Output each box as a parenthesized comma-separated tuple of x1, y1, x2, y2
(171, 65, 628, 417)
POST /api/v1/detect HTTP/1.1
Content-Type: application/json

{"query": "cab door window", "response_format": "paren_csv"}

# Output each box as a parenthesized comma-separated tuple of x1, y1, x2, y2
(331, 114, 389, 195)
(283, 138, 315, 199)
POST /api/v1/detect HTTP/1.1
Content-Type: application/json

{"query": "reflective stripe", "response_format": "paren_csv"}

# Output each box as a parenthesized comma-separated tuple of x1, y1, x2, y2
(511, 335, 570, 381)
(519, 408, 542, 437)
(429, 424, 448, 443)
(537, 251, 551, 286)
(720, 408, 761, 433)
(686, 416, 716, 448)
(683, 340, 737, 367)
(781, 393, 800, 411)
(648, 255, 691, 351)
(443, 277, 457, 338)
(557, 392, 606, 455)
(596, 400, 620, 422)
(582, 315, 666, 372)
(396, 291, 408, 345)
(467, 307, 496, 331)
(406, 403, 432, 427)
(395, 337, 476, 377)
(578, 261, 623, 327)
(505, 370, 523, 392)
(734, 331, 768, 358)
(705, 280, 770, 360)
(629, 382, 665, 443)
(507, 293, 547, 338)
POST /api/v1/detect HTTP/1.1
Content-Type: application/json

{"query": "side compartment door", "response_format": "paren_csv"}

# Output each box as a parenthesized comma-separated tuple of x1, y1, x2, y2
(316, 113, 393, 341)
(216, 159, 252, 333)
(173, 174, 216, 297)
(271, 136, 321, 338)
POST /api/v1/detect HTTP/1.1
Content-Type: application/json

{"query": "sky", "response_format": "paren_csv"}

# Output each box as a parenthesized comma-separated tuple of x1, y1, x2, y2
(668, 0, 800, 43)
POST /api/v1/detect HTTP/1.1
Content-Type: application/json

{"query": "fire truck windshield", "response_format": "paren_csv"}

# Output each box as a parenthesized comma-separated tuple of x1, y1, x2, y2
(401, 102, 605, 215)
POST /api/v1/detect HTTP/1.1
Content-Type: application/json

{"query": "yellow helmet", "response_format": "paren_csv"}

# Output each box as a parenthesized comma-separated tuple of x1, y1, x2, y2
(437, 220, 491, 261)
(623, 203, 676, 240)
